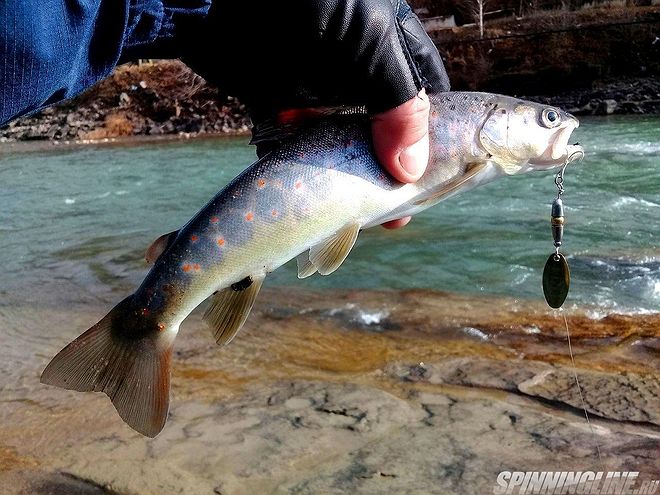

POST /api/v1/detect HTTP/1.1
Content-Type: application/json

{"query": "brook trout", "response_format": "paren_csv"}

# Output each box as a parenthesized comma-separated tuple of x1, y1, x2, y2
(41, 92, 583, 436)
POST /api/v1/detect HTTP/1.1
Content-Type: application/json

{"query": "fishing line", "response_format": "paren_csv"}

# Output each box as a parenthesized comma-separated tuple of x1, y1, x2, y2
(561, 310, 605, 471)
(542, 149, 605, 471)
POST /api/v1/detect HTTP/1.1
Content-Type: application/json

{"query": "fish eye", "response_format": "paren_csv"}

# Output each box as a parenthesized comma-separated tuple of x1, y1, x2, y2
(542, 108, 561, 128)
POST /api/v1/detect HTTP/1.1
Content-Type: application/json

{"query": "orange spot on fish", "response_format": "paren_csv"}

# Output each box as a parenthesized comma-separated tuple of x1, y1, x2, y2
(295, 181, 302, 189)
(182, 264, 192, 272)
(210, 216, 219, 223)
(271, 210, 278, 217)
(157, 323, 165, 332)
(190, 234, 199, 242)
(193, 264, 201, 271)
(257, 179, 266, 188)
(245, 212, 254, 221)
(217, 238, 225, 246)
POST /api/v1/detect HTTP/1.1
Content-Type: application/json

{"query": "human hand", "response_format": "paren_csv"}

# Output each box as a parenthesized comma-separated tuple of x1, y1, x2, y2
(372, 88, 430, 229)
(182, 0, 449, 228)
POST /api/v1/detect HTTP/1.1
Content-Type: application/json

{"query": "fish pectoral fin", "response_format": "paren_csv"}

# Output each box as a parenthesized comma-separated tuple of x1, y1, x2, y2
(145, 230, 179, 264)
(296, 251, 317, 279)
(309, 222, 361, 276)
(413, 162, 488, 207)
(203, 274, 265, 347)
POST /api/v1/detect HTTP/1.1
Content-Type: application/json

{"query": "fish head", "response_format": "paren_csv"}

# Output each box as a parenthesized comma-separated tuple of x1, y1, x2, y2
(479, 99, 583, 175)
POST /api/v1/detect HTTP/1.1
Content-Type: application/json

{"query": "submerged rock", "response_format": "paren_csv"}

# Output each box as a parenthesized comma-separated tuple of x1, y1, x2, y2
(388, 357, 660, 426)
(1, 288, 658, 494)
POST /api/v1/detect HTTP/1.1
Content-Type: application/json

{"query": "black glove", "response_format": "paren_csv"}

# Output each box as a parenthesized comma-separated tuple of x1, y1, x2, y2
(182, 0, 449, 150)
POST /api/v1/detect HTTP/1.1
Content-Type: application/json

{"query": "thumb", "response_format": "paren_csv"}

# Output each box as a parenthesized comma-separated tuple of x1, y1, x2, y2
(371, 88, 430, 183)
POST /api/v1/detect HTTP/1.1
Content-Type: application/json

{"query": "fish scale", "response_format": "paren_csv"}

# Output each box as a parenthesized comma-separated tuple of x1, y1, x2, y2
(41, 92, 583, 437)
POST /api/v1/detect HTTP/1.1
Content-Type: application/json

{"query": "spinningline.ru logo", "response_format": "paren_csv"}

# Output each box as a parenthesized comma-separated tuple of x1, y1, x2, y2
(494, 471, 659, 495)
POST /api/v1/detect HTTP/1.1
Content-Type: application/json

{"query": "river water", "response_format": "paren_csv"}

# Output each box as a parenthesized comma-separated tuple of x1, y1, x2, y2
(1, 115, 658, 314)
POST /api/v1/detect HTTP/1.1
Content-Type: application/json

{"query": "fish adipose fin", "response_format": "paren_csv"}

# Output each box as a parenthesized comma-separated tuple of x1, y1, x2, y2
(40, 296, 173, 438)
(145, 230, 179, 264)
(296, 252, 317, 279)
(204, 274, 265, 346)
(414, 162, 488, 207)
(309, 223, 360, 276)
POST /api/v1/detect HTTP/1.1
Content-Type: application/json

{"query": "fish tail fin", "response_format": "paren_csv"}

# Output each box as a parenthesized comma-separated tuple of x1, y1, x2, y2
(40, 296, 175, 437)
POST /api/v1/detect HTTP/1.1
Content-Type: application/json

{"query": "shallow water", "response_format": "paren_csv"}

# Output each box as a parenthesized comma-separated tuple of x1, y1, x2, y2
(1, 116, 658, 315)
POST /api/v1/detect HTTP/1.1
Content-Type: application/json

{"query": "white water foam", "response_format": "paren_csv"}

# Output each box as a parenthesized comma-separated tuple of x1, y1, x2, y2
(612, 196, 660, 209)
(599, 141, 660, 156)
(357, 310, 389, 325)
(326, 304, 390, 326)
(462, 327, 490, 341)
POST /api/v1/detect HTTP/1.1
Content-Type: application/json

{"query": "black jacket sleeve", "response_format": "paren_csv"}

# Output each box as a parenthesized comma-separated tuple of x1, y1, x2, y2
(183, 0, 450, 123)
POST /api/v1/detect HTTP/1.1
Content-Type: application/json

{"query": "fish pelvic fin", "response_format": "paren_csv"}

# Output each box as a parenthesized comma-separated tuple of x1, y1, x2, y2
(203, 274, 265, 347)
(296, 252, 317, 279)
(40, 296, 175, 438)
(309, 223, 361, 275)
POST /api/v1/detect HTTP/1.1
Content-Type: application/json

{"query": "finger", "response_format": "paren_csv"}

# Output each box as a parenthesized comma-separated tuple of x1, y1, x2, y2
(371, 88, 430, 183)
(381, 216, 411, 229)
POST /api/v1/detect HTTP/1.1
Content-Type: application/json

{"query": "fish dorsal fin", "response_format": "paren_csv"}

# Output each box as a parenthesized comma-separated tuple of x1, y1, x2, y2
(145, 230, 179, 264)
(250, 106, 367, 148)
(309, 223, 360, 276)
(414, 162, 488, 207)
(296, 251, 317, 279)
(203, 274, 265, 346)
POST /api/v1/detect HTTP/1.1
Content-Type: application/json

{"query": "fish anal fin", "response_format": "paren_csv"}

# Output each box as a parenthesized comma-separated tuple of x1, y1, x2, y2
(414, 162, 487, 207)
(146, 230, 179, 264)
(309, 223, 360, 276)
(203, 275, 265, 347)
(296, 252, 317, 279)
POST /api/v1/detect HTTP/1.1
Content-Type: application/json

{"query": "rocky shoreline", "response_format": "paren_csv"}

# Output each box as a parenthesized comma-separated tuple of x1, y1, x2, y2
(1, 59, 658, 145)
(521, 76, 660, 117)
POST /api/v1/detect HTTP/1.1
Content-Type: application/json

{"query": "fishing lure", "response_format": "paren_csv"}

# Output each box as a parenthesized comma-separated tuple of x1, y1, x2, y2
(542, 149, 583, 308)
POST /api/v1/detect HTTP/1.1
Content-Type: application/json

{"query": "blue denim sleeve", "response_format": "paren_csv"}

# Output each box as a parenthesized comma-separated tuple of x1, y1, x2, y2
(0, 0, 211, 126)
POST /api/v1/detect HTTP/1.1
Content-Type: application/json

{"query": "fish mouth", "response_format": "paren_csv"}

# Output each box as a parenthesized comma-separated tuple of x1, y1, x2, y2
(564, 142, 585, 164)
(531, 118, 583, 169)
